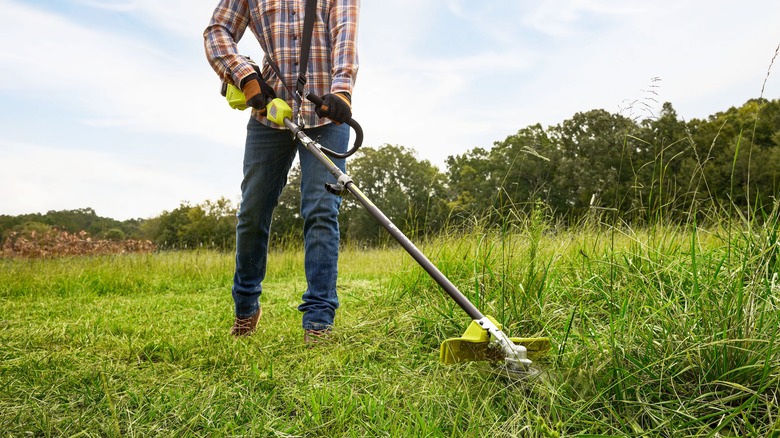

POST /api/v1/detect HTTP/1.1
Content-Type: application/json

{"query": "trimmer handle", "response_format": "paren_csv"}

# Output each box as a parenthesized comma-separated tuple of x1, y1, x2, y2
(306, 93, 364, 159)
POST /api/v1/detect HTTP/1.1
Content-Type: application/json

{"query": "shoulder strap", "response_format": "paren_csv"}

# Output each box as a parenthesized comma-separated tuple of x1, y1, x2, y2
(262, 0, 317, 125)
(263, 0, 317, 100)
(295, 0, 318, 101)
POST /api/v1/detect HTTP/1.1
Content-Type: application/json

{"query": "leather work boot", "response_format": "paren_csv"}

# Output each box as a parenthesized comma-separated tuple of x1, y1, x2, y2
(230, 307, 262, 337)
(303, 329, 331, 346)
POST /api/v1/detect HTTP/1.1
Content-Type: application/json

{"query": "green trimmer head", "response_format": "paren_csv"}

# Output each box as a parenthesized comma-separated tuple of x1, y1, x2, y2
(440, 316, 551, 371)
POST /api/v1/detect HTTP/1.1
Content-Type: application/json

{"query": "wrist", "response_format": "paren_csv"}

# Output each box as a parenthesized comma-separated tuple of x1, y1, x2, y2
(241, 78, 261, 102)
(334, 92, 351, 106)
(240, 73, 260, 90)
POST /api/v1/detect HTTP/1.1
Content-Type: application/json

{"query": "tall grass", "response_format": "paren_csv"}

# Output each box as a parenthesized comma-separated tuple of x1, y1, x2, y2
(390, 196, 780, 435)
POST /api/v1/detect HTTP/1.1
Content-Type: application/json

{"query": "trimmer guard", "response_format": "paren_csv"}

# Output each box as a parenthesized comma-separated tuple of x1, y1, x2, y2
(440, 316, 551, 365)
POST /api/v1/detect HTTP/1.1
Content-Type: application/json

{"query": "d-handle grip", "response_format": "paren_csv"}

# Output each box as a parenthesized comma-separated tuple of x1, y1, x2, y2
(306, 93, 364, 159)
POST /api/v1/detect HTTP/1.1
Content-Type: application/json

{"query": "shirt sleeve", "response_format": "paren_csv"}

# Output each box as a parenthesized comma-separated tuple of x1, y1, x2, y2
(203, 0, 257, 86)
(328, 0, 360, 95)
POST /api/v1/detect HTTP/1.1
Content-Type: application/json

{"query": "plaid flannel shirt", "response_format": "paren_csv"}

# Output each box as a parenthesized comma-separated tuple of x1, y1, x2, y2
(204, 0, 359, 128)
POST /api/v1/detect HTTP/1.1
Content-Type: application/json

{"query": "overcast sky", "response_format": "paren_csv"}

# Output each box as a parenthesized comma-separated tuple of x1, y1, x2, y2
(1, 0, 779, 220)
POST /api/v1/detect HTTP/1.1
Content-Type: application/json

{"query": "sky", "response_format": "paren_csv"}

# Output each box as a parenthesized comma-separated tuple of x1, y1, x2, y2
(1, 0, 779, 221)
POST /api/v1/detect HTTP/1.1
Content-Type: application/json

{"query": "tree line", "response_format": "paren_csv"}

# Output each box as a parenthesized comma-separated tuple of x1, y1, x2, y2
(0, 208, 141, 242)
(3, 98, 779, 251)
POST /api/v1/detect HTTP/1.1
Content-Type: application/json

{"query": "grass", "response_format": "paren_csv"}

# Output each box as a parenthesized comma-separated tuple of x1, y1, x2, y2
(1, 207, 779, 436)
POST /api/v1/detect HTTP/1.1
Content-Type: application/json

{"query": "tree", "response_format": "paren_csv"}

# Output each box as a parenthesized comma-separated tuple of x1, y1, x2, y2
(486, 123, 559, 216)
(446, 124, 558, 224)
(634, 102, 697, 221)
(445, 147, 493, 216)
(149, 198, 237, 250)
(683, 99, 780, 217)
(548, 109, 643, 217)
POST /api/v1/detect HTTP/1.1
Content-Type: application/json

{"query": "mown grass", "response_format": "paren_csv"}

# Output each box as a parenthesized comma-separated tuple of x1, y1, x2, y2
(1, 205, 779, 436)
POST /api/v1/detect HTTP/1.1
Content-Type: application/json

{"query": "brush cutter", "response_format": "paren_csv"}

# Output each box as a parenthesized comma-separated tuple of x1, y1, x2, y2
(260, 95, 551, 373)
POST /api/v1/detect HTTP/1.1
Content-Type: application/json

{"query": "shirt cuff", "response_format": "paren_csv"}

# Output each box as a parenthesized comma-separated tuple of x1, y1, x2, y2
(330, 76, 354, 96)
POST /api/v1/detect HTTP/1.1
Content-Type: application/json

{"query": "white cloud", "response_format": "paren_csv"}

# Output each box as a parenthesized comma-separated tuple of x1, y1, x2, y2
(519, 0, 643, 37)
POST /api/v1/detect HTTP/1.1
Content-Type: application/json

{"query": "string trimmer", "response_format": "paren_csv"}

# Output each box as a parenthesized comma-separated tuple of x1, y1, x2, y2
(231, 91, 551, 374)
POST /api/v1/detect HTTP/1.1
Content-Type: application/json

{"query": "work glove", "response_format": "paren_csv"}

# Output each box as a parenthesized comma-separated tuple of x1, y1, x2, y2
(240, 73, 276, 115)
(315, 92, 352, 124)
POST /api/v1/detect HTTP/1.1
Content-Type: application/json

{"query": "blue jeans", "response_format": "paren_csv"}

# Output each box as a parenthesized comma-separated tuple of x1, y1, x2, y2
(233, 118, 348, 331)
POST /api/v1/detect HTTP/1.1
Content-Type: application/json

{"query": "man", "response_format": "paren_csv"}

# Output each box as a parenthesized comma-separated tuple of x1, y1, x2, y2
(203, 0, 359, 342)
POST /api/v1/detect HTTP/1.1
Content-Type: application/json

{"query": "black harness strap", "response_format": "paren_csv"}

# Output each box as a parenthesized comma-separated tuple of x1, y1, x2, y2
(296, 0, 318, 101)
(262, 0, 318, 126)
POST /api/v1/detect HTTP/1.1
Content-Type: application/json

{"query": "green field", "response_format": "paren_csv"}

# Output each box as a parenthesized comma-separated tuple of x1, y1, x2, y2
(2, 214, 779, 436)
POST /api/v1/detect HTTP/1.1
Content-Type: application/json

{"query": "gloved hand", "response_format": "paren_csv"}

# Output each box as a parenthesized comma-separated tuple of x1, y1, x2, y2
(315, 92, 352, 124)
(241, 73, 276, 115)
